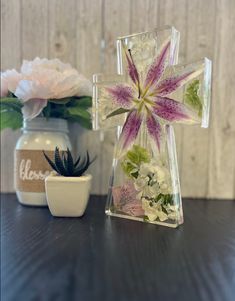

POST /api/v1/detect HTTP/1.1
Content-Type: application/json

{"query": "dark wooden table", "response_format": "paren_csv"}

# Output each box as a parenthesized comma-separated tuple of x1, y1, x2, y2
(1, 194, 235, 301)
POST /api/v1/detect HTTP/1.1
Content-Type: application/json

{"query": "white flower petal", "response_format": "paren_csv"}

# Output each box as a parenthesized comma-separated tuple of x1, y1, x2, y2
(22, 99, 48, 120)
(1, 69, 22, 95)
(158, 211, 168, 221)
(15, 80, 51, 102)
(147, 213, 158, 222)
(18, 57, 92, 99)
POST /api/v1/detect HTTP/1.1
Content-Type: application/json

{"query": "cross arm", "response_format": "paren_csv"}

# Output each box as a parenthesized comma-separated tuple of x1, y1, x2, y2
(92, 73, 128, 130)
(161, 57, 212, 128)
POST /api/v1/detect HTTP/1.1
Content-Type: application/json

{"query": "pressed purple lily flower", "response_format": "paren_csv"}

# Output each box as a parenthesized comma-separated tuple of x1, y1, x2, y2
(153, 96, 192, 122)
(106, 38, 201, 153)
(144, 40, 170, 89)
(125, 50, 140, 87)
(118, 109, 142, 150)
(107, 84, 134, 108)
(154, 71, 194, 96)
(146, 114, 162, 151)
(112, 181, 144, 217)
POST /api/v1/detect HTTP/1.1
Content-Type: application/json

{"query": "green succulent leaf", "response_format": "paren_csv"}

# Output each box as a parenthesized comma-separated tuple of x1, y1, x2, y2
(43, 147, 96, 177)
(54, 147, 68, 176)
(43, 151, 60, 173)
(66, 148, 74, 174)
(184, 79, 202, 117)
(74, 155, 81, 167)
(62, 151, 68, 169)
(74, 156, 90, 176)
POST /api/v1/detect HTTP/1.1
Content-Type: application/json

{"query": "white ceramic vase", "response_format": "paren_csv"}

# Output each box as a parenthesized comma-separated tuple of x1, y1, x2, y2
(15, 118, 71, 206)
(45, 173, 92, 217)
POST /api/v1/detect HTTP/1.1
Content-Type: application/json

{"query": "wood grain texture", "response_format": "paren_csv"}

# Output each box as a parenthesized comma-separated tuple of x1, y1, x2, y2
(48, 0, 77, 65)
(130, 0, 159, 33)
(1, 0, 21, 192)
(207, 0, 235, 198)
(157, 0, 187, 177)
(1, 193, 235, 301)
(21, 0, 48, 60)
(75, 0, 104, 194)
(100, 0, 132, 193)
(180, 0, 216, 198)
(1, 0, 235, 198)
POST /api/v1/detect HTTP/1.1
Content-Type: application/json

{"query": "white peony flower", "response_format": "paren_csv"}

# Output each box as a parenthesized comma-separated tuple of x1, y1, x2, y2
(1, 57, 92, 120)
(1, 70, 22, 97)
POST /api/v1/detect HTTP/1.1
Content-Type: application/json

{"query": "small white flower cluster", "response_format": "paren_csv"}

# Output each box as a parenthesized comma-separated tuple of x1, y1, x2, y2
(133, 159, 177, 222)
(134, 160, 172, 198)
(142, 199, 177, 222)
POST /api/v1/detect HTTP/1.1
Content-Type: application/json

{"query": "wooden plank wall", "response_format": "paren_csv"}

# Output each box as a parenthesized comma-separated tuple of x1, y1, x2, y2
(1, 0, 235, 199)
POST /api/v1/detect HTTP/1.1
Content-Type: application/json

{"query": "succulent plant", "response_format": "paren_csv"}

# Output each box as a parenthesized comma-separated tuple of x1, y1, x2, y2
(43, 147, 95, 177)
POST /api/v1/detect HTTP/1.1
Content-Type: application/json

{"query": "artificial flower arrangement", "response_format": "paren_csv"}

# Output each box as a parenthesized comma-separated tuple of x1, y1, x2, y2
(44, 147, 95, 217)
(0, 57, 92, 130)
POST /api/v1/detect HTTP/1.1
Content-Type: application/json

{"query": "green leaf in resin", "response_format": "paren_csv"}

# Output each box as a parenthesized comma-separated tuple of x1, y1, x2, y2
(184, 79, 202, 117)
(126, 145, 150, 166)
(121, 145, 150, 178)
(106, 107, 130, 119)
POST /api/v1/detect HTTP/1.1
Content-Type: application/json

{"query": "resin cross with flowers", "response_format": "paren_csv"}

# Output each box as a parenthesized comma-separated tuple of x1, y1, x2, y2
(93, 26, 212, 227)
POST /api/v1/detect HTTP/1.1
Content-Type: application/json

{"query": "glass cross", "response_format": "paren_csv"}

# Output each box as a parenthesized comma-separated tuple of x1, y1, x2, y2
(92, 26, 212, 228)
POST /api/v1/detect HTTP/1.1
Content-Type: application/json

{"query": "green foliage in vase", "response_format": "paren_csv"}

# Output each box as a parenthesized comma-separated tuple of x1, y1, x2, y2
(0, 97, 23, 130)
(0, 94, 92, 131)
(43, 147, 96, 177)
(121, 144, 150, 179)
(184, 79, 202, 117)
(43, 96, 92, 129)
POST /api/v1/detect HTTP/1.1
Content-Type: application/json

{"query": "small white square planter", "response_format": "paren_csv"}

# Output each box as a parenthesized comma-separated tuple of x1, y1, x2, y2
(45, 173, 92, 217)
